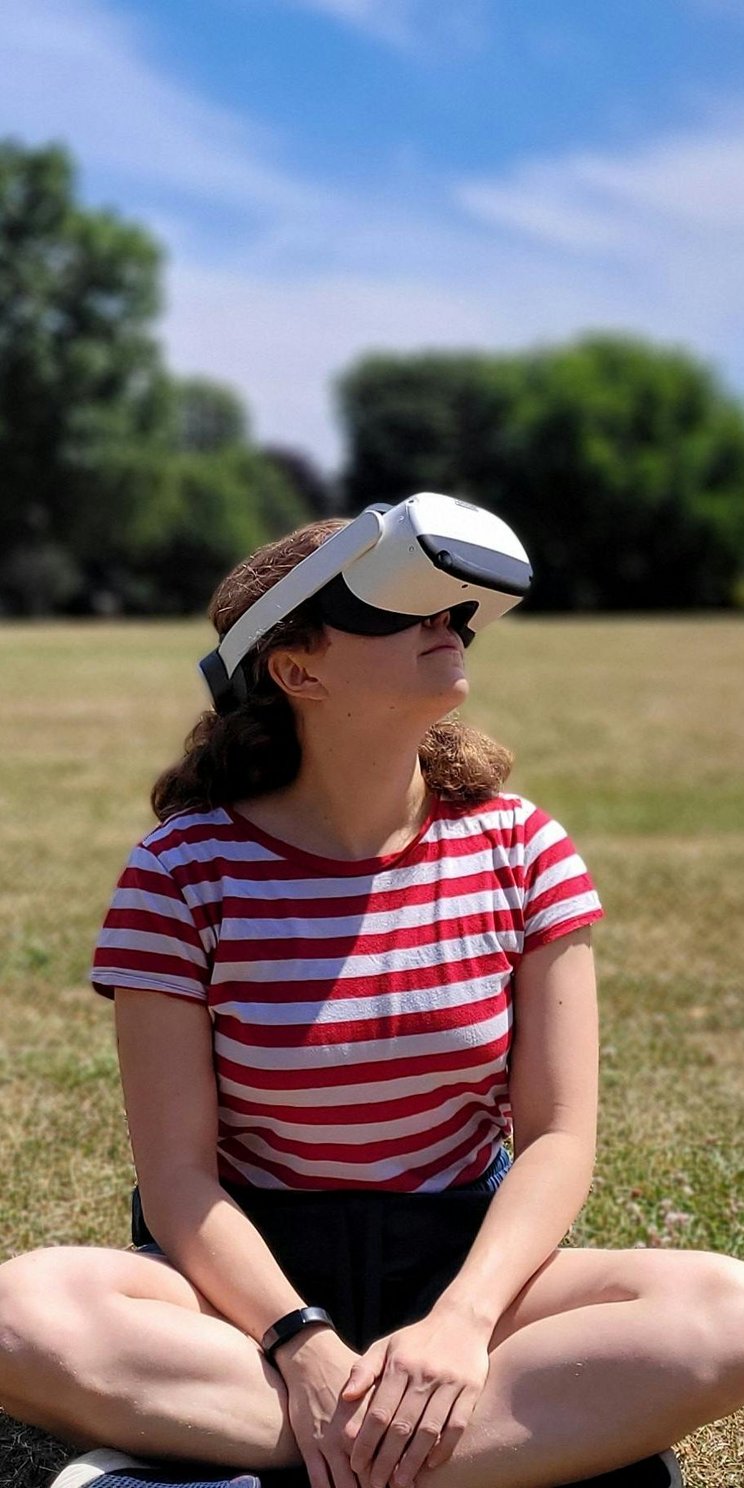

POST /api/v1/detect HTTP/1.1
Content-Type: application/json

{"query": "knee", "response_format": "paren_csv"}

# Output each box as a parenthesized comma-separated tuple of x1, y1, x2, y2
(672, 1252, 744, 1395)
(0, 1250, 90, 1386)
(0, 1250, 57, 1342)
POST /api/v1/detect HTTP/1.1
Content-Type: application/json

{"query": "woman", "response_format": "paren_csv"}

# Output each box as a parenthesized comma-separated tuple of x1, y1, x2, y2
(1, 509, 743, 1488)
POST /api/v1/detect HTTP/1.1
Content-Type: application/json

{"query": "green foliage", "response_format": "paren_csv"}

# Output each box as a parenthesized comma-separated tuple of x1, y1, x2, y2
(262, 442, 338, 516)
(338, 337, 744, 609)
(138, 445, 308, 612)
(0, 141, 169, 590)
(171, 376, 248, 453)
(0, 140, 315, 617)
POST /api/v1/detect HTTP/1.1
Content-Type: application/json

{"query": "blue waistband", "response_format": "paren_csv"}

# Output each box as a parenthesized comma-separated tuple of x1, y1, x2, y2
(453, 1144, 511, 1194)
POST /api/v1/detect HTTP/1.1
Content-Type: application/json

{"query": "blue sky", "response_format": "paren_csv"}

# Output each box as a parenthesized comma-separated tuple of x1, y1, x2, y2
(2, 0, 744, 467)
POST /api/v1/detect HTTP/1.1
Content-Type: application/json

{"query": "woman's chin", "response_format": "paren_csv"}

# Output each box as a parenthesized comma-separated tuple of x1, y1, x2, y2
(432, 676, 470, 710)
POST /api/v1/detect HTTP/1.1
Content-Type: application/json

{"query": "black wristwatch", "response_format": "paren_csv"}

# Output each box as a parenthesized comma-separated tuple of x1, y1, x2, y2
(261, 1306, 336, 1364)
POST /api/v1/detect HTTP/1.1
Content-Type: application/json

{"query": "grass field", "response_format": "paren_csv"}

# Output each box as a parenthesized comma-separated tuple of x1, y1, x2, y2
(1, 615, 743, 1486)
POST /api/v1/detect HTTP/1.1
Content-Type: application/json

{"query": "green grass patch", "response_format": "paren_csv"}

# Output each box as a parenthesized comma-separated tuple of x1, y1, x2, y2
(1, 614, 743, 1481)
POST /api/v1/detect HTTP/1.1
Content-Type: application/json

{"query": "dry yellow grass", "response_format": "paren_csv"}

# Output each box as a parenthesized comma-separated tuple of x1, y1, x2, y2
(1, 614, 743, 1483)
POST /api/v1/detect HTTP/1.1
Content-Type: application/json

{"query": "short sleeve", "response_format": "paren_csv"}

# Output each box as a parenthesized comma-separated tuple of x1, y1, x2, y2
(522, 803, 604, 953)
(90, 843, 210, 1003)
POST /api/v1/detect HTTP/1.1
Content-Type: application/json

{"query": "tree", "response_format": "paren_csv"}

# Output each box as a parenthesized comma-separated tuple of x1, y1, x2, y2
(0, 140, 171, 612)
(0, 141, 314, 615)
(139, 446, 309, 613)
(337, 337, 744, 609)
(171, 377, 248, 454)
(261, 444, 335, 516)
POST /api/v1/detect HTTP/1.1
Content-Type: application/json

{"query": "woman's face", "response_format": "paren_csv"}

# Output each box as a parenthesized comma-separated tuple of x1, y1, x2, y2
(270, 608, 470, 725)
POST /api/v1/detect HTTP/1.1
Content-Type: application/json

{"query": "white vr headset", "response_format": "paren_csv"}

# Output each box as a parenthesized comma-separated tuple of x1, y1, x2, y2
(199, 491, 532, 714)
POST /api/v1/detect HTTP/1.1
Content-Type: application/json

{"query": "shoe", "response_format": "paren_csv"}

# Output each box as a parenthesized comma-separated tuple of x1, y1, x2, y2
(50, 1447, 263, 1488)
(562, 1447, 683, 1485)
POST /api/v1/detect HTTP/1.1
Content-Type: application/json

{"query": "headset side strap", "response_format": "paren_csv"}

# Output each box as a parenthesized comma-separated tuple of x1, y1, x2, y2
(218, 509, 384, 677)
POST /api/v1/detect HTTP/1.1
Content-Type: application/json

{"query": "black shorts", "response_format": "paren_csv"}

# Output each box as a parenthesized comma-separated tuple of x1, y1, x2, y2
(131, 1147, 512, 1352)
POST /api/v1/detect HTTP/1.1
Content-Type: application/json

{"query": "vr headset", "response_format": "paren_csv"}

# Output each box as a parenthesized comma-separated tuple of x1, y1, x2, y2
(199, 491, 532, 714)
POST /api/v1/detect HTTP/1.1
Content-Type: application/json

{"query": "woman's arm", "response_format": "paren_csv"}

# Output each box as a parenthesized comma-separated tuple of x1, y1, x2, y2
(115, 986, 312, 1341)
(429, 924, 599, 1338)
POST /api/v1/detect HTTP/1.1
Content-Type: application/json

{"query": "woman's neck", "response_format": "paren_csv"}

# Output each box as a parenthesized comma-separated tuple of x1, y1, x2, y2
(237, 747, 431, 861)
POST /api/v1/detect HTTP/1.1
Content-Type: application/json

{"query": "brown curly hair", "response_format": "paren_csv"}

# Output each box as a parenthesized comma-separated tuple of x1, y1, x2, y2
(150, 516, 514, 823)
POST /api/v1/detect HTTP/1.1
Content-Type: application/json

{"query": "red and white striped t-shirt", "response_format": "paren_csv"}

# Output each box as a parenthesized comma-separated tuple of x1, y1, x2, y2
(90, 792, 603, 1192)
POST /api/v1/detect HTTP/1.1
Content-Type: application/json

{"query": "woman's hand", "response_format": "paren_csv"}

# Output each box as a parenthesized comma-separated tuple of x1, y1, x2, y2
(339, 1313, 491, 1488)
(277, 1327, 374, 1488)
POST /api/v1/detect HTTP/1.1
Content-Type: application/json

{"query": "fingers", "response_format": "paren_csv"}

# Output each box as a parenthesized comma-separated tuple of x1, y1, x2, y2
(303, 1448, 334, 1488)
(348, 1368, 409, 1484)
(350, 1379, 460, 1488)
(324, 1450, 364, 1488)
(409, 1391, 476, 1476)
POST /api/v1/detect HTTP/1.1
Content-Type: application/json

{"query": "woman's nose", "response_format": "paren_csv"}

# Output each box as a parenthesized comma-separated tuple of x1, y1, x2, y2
(424, 609, 452, 630)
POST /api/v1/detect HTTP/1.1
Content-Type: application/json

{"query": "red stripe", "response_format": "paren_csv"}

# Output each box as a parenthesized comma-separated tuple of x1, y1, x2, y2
(92, 793, 601, 1189)
(220, 1067, 504, 1124)
(211, 954, 512, 1002)
(220, 867, 516, 917)
(216, 996, 508, 1049)
(220, 1098, 489, 1163)
(217, 1038, 503, 1090)
(94, 947, 205, 982)
(103, 905, 206, 949)
(220, 910, 515, 960)
(525, 908, 604, 949)
(217, 1115, 497, 1192)
(526, 873, 595, 923)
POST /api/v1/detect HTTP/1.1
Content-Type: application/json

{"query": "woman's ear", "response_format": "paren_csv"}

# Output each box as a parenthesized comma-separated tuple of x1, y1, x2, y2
(267, 648, 327, 702)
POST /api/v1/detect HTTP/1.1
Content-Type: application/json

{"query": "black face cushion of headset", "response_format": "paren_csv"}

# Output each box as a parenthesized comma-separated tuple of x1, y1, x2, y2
(315, 573, 478, 645)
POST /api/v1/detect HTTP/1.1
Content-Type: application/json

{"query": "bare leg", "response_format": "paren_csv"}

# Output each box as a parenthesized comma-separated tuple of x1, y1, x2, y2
(419, 1251, 744, 1488)
(0, 1248, 303, 1468)
(4, 1245, 744, 1484)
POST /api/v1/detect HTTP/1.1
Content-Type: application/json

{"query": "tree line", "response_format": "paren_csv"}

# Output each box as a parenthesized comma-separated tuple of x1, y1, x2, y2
(2, 139, 743, 616)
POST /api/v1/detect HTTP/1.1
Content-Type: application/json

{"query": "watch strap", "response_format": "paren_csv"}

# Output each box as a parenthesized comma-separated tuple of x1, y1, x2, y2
(261, 1306, 335, 1362)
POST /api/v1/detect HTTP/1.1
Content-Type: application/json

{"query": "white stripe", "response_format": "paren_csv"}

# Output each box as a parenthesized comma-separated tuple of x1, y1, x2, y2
(220, 1107, 497, 1183)
(217, 1055, 511, 1107)
(114, 884, 219, 957)
(523, 816, 566, 868)
(217, 1134, 512, 1191)
(97, 928, 207, 969)
(113, 886, 196, 925)
(215, 1006, 509, 1071)
(214, 969, 511, 1027)
(425, 802, 522, 840)
(141, 842, 529, 903)
(528, 852, 588, 899)
(213, 930, 518, 986)
(184, 878, 223, 908)
(145, 808, 233, 843)
(525, 892, 601, 937)
(158, 838, 284, 873)
(218, 1082, 508, 1141)
(227, 845, 502, 898)
(220, 886, 521, 941)
(413, 1138, 509, 1192)
(128, 843, 173, 875)
(92, 969, 206, 1000)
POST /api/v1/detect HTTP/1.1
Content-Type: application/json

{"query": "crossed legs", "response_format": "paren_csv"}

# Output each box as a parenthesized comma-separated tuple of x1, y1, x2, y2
(1, 1243, 743, 1487)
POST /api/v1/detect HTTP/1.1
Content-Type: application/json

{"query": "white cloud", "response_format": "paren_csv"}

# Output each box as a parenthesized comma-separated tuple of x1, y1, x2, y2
(271, 0, 489, 53)
(2, 0, 744, 471)
(0, 0, 309, 214)
(454, 111, 744, 350)
(163, 267, 500, 464)
(458, 111, 744, 249)
(687, 0, 744, 19)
